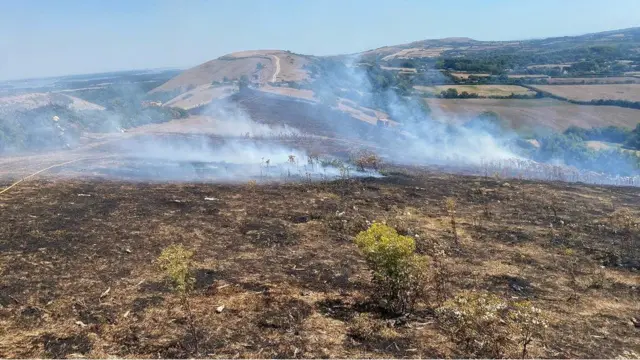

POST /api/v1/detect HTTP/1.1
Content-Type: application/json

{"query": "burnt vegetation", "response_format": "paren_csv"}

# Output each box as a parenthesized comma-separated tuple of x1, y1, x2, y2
(0, 168, 638, 358)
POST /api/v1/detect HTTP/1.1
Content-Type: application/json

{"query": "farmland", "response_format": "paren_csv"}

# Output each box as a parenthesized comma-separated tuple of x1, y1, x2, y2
(545, 77, 640, 84)
(425, 98, 640, 131)
(414, 85, 535, 97)
(530, 84, 640, 102)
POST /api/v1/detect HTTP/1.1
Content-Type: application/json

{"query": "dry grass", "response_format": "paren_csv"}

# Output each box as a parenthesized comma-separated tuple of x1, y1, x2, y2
(415, 85, 535, 97)
(0, 168, 638, 358)
(532, 84, 640, 101)
(424, 98, 640, 131)
(150, 51, 311, 94)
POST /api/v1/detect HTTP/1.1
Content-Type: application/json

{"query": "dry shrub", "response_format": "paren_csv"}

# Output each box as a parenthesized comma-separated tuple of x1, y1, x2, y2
(445, 197, 458, 245)
(609, 208, 636, 231)
(509, 300, 548, 359)
(436, 291, 511, 358)
(354, 223, 428, 314)
(353, 151, 382, 171)
(436, 292, 547, 358)
(348, 313, 384, 342)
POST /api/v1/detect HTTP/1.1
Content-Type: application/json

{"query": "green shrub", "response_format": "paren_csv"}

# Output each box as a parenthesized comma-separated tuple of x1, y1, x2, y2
(158, 244, 195, 293)
(354, 223, 428, 314)
(157, 244, 199, 355)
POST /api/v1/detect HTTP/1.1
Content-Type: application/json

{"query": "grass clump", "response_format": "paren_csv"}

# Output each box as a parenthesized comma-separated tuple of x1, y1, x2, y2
(354, 223, 428, 314)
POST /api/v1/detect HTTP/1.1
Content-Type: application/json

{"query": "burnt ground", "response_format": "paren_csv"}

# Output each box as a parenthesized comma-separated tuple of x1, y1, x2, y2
(0, 170, 638, 358)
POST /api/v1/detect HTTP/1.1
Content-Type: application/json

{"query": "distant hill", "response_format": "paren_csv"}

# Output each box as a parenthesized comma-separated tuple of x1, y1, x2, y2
(356, 27, 640, 62)
(150, 50, 313, 94)
(0, 92, 104, 116)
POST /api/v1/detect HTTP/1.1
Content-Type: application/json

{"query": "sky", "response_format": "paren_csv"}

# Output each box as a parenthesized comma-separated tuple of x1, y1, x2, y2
(0, 0, 638, 80)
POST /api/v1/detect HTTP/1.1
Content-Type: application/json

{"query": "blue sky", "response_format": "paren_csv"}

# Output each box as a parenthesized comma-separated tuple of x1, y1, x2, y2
(0, 0, 638, 80)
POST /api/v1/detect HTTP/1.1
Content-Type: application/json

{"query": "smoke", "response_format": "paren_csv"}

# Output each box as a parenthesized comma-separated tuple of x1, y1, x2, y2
(303, 55, 640, 185)
(199, 96, 299, 137)
(308, 55, 521, 165)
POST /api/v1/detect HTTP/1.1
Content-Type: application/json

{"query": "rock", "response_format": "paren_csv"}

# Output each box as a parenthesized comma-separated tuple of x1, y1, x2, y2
(75, 320, 87, 328)
(216, 305, 225, 313)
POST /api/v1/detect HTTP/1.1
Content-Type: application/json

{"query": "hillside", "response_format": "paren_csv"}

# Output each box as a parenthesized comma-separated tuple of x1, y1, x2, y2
(0, 92, 104, 115)
(150, 50, 312, 94)
(357, 27, 640, 63)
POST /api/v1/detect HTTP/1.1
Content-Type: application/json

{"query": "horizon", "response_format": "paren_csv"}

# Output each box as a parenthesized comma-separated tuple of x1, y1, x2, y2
(1, 0, 639, 81)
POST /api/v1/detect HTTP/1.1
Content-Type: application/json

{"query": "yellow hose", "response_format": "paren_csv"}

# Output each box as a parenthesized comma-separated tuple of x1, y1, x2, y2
(0, 158, 86, 196)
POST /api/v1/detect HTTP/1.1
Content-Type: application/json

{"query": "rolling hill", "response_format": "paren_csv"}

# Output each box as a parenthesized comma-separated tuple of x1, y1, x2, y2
(150, 50, 313, 94)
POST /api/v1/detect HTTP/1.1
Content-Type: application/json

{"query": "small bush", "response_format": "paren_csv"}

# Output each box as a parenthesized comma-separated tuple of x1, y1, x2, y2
(436, 291, 511, 358)
(437, 292, 547, 358)
(354, 151, 382, 171)
(354, 223, 428, 314)
(157, 244, 198, 354)
(509, 300, 548, 359)
(158, 244, 195, 293)
(609, 208, 637, 231)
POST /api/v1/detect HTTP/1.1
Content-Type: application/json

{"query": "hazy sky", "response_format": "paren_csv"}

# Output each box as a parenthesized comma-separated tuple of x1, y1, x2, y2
(1, 0, 638, 80)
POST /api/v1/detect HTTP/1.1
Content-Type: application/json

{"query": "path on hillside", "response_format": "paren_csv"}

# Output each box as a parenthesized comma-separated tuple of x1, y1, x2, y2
(270, 55, 280, 83)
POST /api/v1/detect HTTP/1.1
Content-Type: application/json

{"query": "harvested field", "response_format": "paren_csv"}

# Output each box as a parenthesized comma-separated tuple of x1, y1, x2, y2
(380, 66, 417, 73)
(415, 85, 534, 97)
(0, 169, 638, 358)
(450, 72, 490, 79)
(508, 74, 550, 79)
(527, 64, 573, 69)
(425, 98, 640, 131)
(546, 77, 640, 85)
(381, 47, 452, 60)
(531, 84, 640, 101)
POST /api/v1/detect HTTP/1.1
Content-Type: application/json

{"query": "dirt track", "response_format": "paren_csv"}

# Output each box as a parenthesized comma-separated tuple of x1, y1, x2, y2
(271, 55, 280, 83)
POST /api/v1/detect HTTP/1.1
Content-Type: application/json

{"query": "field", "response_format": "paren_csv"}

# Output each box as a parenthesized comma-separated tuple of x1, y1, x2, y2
(546, 77, 640, 85)
(415, 85, 535, 97)
(507, 74, 550, 79)
(425, 98, 640, 131)
(0, 167, 638, 358)
(531, 84, 640, 101)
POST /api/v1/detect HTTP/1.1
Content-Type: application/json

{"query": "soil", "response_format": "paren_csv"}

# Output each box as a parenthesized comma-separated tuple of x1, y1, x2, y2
(0, 168, 638, 358)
